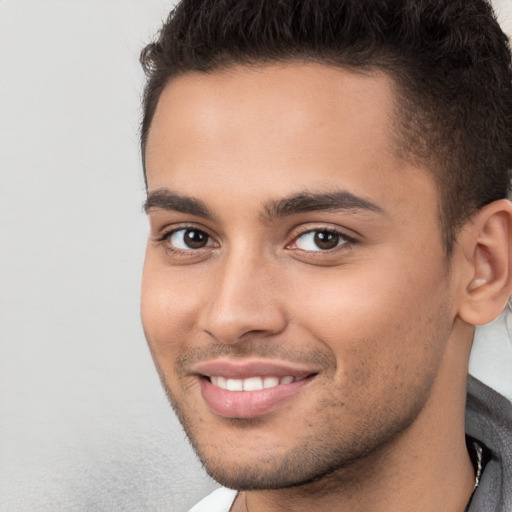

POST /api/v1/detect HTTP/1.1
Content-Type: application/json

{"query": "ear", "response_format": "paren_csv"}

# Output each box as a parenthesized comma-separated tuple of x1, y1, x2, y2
(457, 199, 512, 326)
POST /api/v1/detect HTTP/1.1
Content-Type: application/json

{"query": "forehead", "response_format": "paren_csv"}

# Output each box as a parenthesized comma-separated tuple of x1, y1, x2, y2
(150, 62, 396, 128)
(145, 63, 438, 227)
(145, 62, 398, 180)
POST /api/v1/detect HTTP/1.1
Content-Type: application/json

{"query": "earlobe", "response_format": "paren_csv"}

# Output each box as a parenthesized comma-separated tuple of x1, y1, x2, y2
(458, 199, 512, 326)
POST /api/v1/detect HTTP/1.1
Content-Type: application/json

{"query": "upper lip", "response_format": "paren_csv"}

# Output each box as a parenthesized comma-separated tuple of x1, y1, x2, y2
(192, 358, 319, 379)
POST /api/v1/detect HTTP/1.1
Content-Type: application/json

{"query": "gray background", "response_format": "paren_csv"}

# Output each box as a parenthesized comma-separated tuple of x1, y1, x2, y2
(0, 1, 511, 511)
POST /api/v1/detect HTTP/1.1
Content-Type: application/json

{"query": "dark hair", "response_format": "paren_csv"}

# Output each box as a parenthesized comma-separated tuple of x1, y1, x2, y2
(140, 0, 512, 251)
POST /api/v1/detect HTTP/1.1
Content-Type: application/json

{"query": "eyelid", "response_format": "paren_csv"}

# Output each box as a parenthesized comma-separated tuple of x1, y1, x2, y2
(153, 223, 220, 256)
(151, 222, 356, 258)
(153, 222, 214, 241)
(286, 225, 357, 252)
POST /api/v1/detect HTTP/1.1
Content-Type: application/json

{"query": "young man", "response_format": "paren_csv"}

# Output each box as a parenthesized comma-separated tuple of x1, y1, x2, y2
(139, 1, 512, 510)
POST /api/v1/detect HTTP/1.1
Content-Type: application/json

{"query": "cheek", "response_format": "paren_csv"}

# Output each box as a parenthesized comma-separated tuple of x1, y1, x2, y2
(141, 259, 200, 367)
(290, 255, 452, 382)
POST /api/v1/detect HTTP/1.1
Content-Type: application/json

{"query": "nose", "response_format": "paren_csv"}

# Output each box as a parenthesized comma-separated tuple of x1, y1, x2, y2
(198, 252, 287, 344)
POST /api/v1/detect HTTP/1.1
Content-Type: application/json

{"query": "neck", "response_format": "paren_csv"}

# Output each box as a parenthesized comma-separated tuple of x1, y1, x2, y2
(234, 324, 476, 512)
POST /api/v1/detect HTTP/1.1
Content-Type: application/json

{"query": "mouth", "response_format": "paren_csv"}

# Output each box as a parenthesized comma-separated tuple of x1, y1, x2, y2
(193, 360, 318, 419)
(208, 374, 308, 391)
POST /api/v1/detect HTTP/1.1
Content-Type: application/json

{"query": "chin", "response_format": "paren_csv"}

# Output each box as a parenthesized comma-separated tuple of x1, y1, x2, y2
(200, 455, 332, 491)
(188, 420, 408, 492)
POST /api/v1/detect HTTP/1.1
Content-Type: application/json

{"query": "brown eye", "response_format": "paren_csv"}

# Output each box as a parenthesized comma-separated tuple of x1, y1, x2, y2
(169, 228, 212, 249)
(314, 231, 340, 250)
(294, 229, 347, 251)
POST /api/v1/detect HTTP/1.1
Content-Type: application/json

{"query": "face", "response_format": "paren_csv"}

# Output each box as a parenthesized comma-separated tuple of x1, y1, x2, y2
(141, 63, 460, 489)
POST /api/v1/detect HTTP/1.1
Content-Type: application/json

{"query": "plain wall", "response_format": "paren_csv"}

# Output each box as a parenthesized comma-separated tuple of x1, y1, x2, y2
(0, 1, 217, 511)
(0, 1, 511, 511)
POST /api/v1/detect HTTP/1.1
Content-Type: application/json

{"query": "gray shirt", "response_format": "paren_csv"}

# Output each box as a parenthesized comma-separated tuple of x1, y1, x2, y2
(466, 375, 512, 511)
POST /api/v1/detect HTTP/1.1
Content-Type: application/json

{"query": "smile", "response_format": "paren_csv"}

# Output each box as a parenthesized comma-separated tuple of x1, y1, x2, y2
(209, 375, 305, 391)
(197, 373, 315, 419)
(191, 359, 319, 418)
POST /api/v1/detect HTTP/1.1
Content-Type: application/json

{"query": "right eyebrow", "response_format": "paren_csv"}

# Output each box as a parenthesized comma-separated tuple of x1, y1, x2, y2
(143, 188, 216, 220)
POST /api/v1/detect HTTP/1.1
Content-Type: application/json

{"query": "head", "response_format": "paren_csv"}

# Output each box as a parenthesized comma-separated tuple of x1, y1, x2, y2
(140, 0, 512, 252)
(139, 0, 512, 496)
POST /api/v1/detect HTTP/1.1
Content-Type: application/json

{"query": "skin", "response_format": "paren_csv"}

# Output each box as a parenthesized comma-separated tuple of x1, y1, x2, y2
(141, 63, 497, 511)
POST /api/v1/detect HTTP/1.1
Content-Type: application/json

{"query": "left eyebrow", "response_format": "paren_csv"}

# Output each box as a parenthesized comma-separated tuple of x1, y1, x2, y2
(262, 190, 385, 221)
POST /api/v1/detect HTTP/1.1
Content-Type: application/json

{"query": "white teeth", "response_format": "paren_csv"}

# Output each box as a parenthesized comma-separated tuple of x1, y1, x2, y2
(243, 377, 264, 391)
(226, 378, 244, 391)
(210, 375, 297, 391)
(263, 376, 280, 388)
(210, 376, 227, 388)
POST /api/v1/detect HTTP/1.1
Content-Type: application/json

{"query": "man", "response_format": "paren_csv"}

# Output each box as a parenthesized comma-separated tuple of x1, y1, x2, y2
(139, 0, 512, 510)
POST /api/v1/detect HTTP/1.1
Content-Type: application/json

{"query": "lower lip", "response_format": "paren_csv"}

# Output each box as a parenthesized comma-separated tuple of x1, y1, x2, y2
(200, 376, 313, 419)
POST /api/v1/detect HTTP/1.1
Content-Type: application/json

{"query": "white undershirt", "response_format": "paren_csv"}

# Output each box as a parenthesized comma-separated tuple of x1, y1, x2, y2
(188, 487, 237, 512)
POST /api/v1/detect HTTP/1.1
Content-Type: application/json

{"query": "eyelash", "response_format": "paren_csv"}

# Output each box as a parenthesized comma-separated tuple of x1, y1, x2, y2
(155, 226, 216, 258)
(155, 225, 356, 257)
(289, 228, 356, 252)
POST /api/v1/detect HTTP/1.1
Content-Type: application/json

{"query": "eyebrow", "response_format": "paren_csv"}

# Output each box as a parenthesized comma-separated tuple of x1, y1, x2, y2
(143, 188, 385, 221)
(262, 190, 385, 221)
(144, 188, 216, 219)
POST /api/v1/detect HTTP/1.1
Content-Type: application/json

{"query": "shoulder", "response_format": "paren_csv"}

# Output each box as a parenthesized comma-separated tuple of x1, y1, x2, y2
(188, 487, 238, 512)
